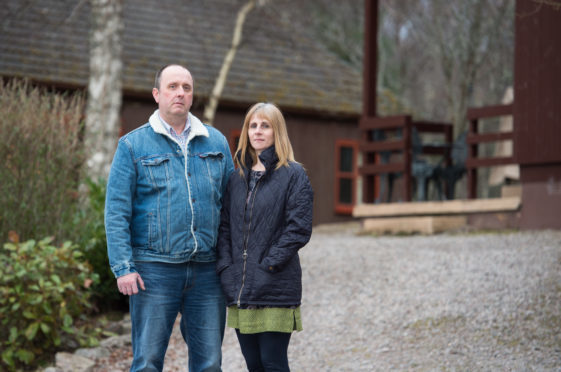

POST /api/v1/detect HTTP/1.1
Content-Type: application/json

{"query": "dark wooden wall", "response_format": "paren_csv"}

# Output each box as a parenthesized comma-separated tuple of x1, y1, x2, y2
(514, 0, 561, 229)
(514, 0, 561, 165)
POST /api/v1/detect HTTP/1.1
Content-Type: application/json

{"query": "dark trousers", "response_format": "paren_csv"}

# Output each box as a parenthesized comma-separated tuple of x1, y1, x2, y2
(235, 330, 292, 372)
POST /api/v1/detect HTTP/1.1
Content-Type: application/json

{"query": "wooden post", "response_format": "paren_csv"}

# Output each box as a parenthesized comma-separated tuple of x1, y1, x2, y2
(403, 116, 412, 201)
(361, 0, 378, 203)
(467, 118, 479, 198)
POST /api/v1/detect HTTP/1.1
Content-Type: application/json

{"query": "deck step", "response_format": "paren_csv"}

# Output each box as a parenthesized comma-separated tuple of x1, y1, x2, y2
(353, 197, 521, 218)
(354, 197, 521, 234)
(362, 216, 467, 235)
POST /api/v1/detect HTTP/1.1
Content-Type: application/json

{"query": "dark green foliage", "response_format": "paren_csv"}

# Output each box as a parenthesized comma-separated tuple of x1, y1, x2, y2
(76, 179, 128, 311)
(0, 235, 100, 371)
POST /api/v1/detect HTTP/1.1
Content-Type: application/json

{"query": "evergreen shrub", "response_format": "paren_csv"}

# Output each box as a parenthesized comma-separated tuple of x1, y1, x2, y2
(0, 233, 100, 371)
(77, 179, 128, 311)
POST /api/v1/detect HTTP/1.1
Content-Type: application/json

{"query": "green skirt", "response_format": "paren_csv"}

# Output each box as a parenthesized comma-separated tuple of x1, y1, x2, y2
(227, 306, 303, 334)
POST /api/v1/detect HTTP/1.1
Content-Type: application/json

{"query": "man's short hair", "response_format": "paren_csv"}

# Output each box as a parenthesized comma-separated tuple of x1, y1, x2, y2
(154, 64, 191, 89)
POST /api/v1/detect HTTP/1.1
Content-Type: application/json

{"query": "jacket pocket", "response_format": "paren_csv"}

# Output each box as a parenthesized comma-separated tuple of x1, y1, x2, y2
(147, 211, 159, 247)
(198, 152, 225, 191)
(219, 265, 240, 304)
(141, 156, 172, 189)
(250, 262, 286, 301)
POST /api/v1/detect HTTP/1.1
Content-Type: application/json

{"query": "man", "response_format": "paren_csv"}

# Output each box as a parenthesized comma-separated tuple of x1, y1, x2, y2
(105, 64, 234, 372)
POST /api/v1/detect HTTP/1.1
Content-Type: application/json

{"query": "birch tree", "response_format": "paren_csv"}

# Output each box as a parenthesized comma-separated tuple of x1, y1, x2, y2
(203, 0, 259, 125)
(85, 0, 124, 179)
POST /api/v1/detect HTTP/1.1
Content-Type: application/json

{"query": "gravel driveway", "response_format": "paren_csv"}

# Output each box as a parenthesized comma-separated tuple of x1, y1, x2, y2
(94, 224, 561, 371)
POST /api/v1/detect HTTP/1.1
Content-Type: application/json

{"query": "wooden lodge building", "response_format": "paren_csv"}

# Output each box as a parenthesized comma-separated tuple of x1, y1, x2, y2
(1, 0, 560, 230)
(0, 0, 362, 226)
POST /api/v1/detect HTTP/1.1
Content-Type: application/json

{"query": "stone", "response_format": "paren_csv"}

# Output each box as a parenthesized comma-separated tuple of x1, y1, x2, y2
(121, 321, 132, 335)
(75, 346, 111, 360)
(100, 334, 131, 349)
(55, 352, 95, 372)
(104, 321, 123, 334)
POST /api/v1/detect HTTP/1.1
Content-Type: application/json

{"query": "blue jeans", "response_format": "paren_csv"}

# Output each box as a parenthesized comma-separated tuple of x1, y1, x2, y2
(235, 330, 292, 372)
(129, 261, 226, 372)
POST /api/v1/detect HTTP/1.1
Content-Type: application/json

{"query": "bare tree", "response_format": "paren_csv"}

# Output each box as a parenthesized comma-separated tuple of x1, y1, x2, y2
(282, 0, 513, 134)
(85, 0, 124, 179)
(399, 0, 514, 135)
(203, 0, 259, 125)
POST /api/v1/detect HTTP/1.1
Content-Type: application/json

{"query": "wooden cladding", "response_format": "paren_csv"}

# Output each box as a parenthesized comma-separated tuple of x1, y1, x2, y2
(359, 115, 409, 130)
(514, 0, 561, 165)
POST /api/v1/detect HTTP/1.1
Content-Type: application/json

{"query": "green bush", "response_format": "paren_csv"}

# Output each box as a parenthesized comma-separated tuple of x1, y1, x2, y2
(76, 179, 128, 311)
(0, 79, 126, 311)
(0, 79, 85, 243)
(0, 234, 100, 371)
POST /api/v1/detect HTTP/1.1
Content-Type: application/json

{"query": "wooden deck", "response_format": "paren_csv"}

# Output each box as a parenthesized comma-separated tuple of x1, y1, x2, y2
(353, 196, 521, 234)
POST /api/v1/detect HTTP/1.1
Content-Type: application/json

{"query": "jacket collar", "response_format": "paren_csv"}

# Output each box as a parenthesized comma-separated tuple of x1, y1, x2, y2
(148, 109, 209, 141)
(258, 146, 279, 171)
(241, 146, 278, 174)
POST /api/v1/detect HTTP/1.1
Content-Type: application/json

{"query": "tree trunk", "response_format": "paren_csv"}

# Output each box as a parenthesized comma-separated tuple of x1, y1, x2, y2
(203, 0, 257, 125)
(85, 0, 124, 180)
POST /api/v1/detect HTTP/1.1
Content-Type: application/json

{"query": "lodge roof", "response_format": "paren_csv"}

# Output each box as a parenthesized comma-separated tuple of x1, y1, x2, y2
(0, 0, 362, 116)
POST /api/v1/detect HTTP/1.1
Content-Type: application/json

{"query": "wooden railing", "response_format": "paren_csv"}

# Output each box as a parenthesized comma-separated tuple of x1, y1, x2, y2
(466, 104, 515, 198)
(359, 115, 452, 202)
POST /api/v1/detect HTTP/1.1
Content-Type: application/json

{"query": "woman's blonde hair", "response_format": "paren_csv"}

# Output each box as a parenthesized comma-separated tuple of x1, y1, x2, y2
(234, 102, 295, 174)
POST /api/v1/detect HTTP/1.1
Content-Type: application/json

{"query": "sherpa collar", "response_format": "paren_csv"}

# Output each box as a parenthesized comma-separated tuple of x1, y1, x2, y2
(148, 109, 209, 141)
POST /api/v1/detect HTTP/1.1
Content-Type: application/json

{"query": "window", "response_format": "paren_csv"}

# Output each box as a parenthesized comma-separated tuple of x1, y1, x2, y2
(335, 139, 359, 215)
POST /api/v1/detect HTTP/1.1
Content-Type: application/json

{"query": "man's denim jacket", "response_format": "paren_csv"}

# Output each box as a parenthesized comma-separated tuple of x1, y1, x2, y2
(105, 110, 234, 278)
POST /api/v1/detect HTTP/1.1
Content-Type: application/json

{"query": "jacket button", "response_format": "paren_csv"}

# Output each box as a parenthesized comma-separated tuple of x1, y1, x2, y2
(192, 198, 196, 203)
(188, 172, 191, 177)
(268, 266, 273, 271)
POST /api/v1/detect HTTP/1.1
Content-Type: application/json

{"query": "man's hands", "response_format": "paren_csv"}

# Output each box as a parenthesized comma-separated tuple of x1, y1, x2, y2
(117, 272, 146, 296)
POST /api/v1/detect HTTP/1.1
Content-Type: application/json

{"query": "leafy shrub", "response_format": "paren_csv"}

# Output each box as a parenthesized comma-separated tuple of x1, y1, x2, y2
(0, 233, 100, 371)
(0, 79, 85, 243)
(76, 178, 128, 311)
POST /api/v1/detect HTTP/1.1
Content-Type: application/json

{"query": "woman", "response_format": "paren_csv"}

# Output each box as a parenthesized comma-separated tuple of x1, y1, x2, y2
(217, 102, 313, 371)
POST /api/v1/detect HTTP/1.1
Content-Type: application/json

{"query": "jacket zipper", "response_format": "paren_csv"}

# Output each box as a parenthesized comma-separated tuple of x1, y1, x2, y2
(184, 146, 199, 258)
(236, 175, 262, 307)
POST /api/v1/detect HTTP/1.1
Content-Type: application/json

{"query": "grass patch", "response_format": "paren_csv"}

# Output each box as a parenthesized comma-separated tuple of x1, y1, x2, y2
(406, 315, 467, 331)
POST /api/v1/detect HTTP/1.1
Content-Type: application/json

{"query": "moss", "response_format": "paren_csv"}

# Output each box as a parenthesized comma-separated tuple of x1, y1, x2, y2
(407, 315, 467, 331)
(445, 228, 520, 236)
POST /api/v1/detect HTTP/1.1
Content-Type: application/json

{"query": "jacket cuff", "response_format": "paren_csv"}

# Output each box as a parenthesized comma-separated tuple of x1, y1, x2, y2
(111, 263, 137, 278)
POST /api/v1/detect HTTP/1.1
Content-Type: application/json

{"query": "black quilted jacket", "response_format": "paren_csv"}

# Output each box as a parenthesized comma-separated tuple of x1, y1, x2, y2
(216, 146, 313, 307)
